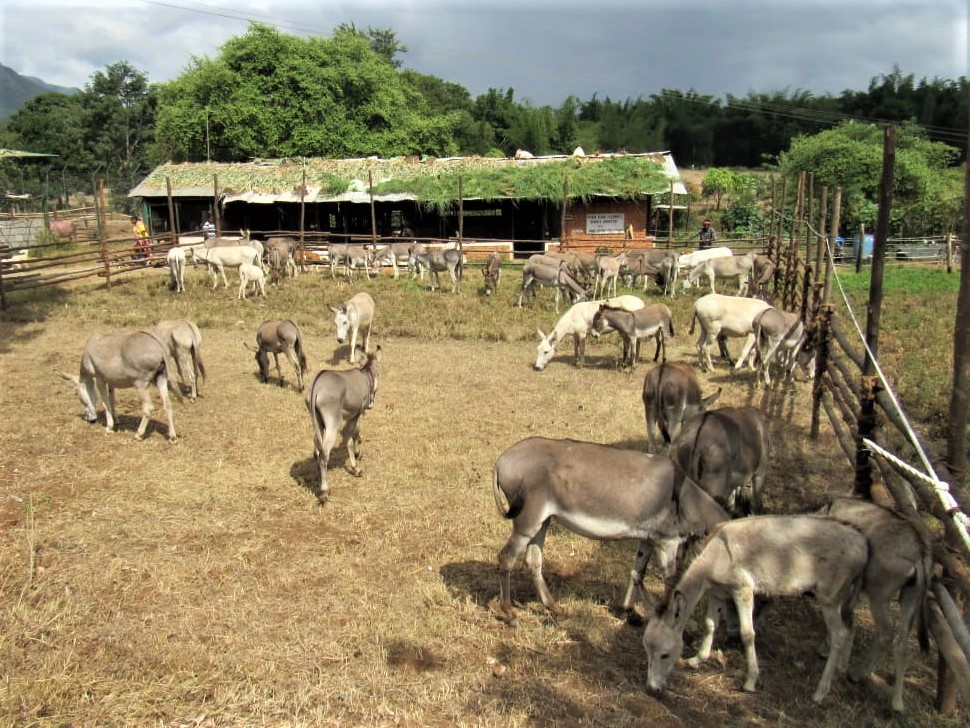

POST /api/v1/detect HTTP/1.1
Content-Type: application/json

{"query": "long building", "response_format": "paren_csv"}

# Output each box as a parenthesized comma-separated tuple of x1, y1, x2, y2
(128, 150, 689, 257)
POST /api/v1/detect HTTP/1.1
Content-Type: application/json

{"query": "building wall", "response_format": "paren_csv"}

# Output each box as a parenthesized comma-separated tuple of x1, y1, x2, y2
(562, 199, 657, 252)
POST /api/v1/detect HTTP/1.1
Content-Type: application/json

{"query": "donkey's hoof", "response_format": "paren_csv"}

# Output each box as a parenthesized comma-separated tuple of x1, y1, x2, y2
(351, 467, 363, 478)
(167, 435, 178, 444)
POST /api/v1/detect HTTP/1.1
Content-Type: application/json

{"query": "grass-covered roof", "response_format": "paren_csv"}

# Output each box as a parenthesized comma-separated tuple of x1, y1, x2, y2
(130, 153, 679, 211)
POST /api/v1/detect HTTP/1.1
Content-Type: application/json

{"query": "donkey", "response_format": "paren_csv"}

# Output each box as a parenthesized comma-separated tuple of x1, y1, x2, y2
(492, 436, 731, 626)
(329, 243, 372, 280)
(670, 406, 770, 516)
(305, 348, 381, 504)
(331, 291, 375, 364)
(265, 236, 299, 279)
(369, 241, 414, 279)
(192, 244, 261, 289)
(593, 253, 628, 299)
(690, 293, 771, 372)
(56, 330, 181, 441)
(818, 498, 933, 713)
(482, 250, 502, 295)
(166, 246, 186, 292)
(151, 319, 206, 400)
(249, 320, 308, 391)
(591, 303, 675, 368)
(533, 295, 645, 371)
(409, 247, 464, 292)
(751, 307, 811, 386)
(237, 263, 267, 299)
(517, 259, 587, 313)
(642, 360, 720, 454)
(684, 252, 756, 295)
(642, 514, 869, 704)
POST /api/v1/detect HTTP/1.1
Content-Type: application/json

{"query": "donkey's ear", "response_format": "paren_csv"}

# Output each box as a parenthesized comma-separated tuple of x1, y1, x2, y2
(701, 387, 722, 410)
(671, 591, 687, 621)
(536, 328, 547, 340)
(328, 306, 340, 314)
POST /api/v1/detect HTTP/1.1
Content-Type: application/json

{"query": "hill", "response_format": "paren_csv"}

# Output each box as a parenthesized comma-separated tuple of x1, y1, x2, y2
(0, 63, 78, 121)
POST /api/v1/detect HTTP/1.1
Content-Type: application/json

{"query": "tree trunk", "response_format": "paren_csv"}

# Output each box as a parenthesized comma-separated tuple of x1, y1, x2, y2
(946, 83, 970, 495)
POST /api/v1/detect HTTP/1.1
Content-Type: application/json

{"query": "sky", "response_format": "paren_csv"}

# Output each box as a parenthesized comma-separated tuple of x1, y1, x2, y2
(1, 0, 967, 107)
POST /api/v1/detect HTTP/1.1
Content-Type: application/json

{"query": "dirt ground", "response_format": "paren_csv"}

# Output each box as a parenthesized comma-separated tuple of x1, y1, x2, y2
(0, 277, 960, 727)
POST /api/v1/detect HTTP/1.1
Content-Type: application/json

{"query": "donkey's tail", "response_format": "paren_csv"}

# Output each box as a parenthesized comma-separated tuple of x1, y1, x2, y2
(492, 467, 525, 520)
(293, 324, 309, 375)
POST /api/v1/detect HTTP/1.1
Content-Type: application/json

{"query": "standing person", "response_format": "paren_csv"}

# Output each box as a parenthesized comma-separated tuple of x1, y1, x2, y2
(202, 215, 216, 240)
(698, 218, 717, 250)
(131, 215, 151, 261)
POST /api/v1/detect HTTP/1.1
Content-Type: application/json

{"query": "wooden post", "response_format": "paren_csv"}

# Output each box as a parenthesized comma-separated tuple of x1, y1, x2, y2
(369, 170, 377, 249)
(823, 187, 841, 305)
(561, 176, 569, 250)
(299, 166, 307, 247)
(0, 236, 7, 311)
(856, 222, 866, 274)
(667, 181, 674, 243)
(457, 176, 464, 245)
(98, 179, 111, 287)
(213, 174, 221, 237)
(165, 177, 178, 248)
(810, 304, 834, 439)
(805, 172, 814, 265)
(773, 175, 788, 297)
(946, 232, 954, 273)
(814, 185, 828, 271)
(855, 125, 897, 500)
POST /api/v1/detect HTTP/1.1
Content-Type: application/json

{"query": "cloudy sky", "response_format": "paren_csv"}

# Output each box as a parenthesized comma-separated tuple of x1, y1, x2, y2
(2, 0, 967, 106)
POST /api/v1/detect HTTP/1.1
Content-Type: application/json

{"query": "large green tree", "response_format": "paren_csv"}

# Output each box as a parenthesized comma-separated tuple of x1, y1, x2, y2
(153, 24, 460, 161)
(779, 121, 963, 235)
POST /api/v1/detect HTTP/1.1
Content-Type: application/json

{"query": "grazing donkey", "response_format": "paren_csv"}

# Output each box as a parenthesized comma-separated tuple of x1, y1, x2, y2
(591, 303, 675, 368)
(642, 360, 720, 454)
(151, 319, 206, 400)
(409, 247, 464, 292)
(818, 498, 932, 713)
(167, 246, 186, 292)
(370, 241, 415, 279)
(642, 514, 869, 704)
(482, 250, 503, 295)
(249, 320, 308, 391)
(492, 437, 731, 626)
(305, 348, 381, 504)
(533, 295, 645, 371)
(517, 259, 587, 312)
(237, 262, 267, 299)
(670, 406, 770, 515)
(331, 291, 375, 364)
(56, 330, 181, 441)
(329, 243, 372, 280)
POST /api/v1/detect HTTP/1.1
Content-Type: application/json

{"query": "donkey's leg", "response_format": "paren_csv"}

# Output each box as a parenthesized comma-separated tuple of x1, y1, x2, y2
(348, 324, 358, 364)
(132, 381, 155, 440)
(620, 539, 654, 613)
(524, 519, 560, 614)
(155, 375, 177, 442)
(814, 602, 852, 703)
(497, 528, 533, 626)
(687, 594, 728, 669)
(283, 347, 303, 391)
(272, 352, 287, 387)
(342, 414, 363, 476)
(730, 588, 760, 691)
(97, 379, 115, 432)
(734, 333, 758, 371)
(316, 412, 342, 502)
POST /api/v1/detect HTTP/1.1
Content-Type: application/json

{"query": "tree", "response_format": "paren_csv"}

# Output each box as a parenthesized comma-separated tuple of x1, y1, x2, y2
(702, 167, 736, 210)
(153, 23, 460, 162)
(778, 121, 961, 235)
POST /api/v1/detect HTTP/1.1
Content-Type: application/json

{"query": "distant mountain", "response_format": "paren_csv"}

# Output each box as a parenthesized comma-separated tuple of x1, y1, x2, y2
(0, 63, 79, 121)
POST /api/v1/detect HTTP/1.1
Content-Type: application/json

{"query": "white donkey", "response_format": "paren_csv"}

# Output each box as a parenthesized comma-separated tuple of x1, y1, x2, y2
(331, 291, 375, 364)
(56, 330, 181, 441)
(533, 295, 645, 370)
(193, 244, 260, 289)
(237, 262, 267, 299)
(166, 246, 186, 292)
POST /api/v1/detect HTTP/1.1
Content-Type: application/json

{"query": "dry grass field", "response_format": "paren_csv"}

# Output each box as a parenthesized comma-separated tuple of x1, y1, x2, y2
(0, 263, 964, 727)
